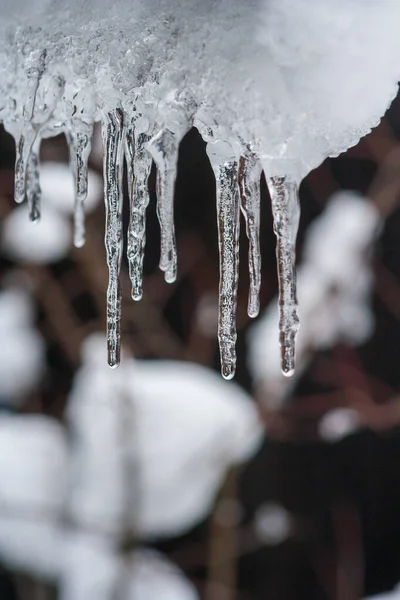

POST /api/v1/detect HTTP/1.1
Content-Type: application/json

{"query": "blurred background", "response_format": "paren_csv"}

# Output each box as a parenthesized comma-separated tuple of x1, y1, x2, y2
(1, 88, 400, 600)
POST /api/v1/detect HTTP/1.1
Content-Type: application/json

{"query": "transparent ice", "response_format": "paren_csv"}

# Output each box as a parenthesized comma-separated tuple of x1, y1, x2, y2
(1, 0, 400, 376)
(66, 120, 93, 248)
(102, 109, 124, 368)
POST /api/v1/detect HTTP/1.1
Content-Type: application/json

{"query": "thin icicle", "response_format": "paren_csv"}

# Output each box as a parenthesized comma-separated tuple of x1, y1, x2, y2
(125, 122, 152, 301)
(125, 121, 135, 200)
(102, 108, 125, 368)
(239, 152, 262, 318)
(26, 135, 42, 222)
(267, 175, 300, 377)
(148, 128, 179, 284)
(14, 127, 36, 204)
(208, 144, 241, 380)
(66, 122, 93, 248)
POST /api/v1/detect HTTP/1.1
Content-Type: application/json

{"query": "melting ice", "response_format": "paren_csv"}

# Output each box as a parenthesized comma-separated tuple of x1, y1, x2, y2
(1, 0, 400, 377)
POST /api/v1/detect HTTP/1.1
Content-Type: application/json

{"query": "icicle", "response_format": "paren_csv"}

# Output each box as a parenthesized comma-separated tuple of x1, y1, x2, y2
(102, 109, 125, 368)
(207, 142, 241, 380)
(147, 128, 179, 284)
(25, 135, 42, 222)
(239, 152, 262, 318)
(66, 122, 93, 248)
(124, 121, 152, 301)
(14, 126, 36, 204)
(266, 175, 300, 377)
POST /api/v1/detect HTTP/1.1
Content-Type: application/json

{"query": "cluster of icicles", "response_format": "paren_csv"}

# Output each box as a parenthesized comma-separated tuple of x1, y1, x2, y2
(9, 92, 300, 380)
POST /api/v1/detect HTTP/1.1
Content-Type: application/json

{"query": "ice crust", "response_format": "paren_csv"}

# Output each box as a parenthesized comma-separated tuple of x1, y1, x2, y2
(0, 0, 399, 376)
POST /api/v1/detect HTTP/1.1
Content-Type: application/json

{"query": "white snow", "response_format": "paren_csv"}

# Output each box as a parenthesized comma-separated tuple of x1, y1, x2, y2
(67, 334, 263, 538)
(0, 287, 45, 402)
(0, 0, 399, 375)
(0, 413, 67, 579)
(0, 516, 62, 580)
(59, 532, 120, 600)
(124, 549, 199, 600)
(0, 414, 68, 513)
(40, 161, 102, 215)
(60, 539, 199, 600)
(366, 585, 400, 600)
(254, 502, 292, 546)
(0, 407, 202, 598)
(2, 204, 71, 263)
(318, 408, 360, 443)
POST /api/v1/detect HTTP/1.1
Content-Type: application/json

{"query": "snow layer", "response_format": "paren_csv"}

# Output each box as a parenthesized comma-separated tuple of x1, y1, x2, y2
(1, 0, 399, 172)
(0, 0, 399, 376)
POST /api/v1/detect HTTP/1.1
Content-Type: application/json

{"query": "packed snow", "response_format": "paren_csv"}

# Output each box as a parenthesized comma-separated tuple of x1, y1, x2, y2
(0, 0, 399, 375)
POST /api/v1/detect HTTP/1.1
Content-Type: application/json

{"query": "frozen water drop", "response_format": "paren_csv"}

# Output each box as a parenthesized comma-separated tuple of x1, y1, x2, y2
(102, 108, 125, 369)
(148, 128, 179, 284)
(266, 175, 300, 376)
(239, 151, 262, 319)
(207, 142, 240, 380)
(66, 121, 93, 248)
(124, 119, 152, 301)
(282, 367, 295, 378)
(221, 363, 236, 381)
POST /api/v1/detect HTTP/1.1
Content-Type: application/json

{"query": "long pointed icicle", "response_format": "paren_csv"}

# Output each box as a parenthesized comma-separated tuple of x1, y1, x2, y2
(26, 135, 42, 222)
(125, 123, 152, 300)
(148, 128, 179, 284)
(267, 175, 300, 377)
(102, 109, 125, 368)
(208, 146, 241, 380)
(239, 152, 262, 318)
(66, 122, 93, 248)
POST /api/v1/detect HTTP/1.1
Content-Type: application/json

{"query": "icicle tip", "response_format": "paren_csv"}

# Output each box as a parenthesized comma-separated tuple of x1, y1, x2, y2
(221, 363, 236, 381)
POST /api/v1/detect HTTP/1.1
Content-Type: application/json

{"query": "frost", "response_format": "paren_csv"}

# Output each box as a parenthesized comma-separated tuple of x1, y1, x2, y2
(1, 0, 400, 375)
